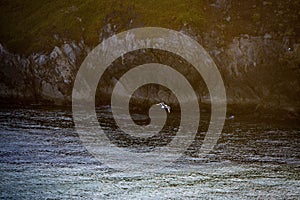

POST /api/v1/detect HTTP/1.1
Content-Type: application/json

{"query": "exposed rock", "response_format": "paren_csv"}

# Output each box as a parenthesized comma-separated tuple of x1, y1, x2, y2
(212, 35, 300, 110)
(0, 40, 85, 105)
(225, 16, 231, 22)
(0, 27, 299, 112)
(210, 0, 232, 11)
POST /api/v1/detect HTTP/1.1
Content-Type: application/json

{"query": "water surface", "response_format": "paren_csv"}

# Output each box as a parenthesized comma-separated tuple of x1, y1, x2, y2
(0, 106, 299, 199)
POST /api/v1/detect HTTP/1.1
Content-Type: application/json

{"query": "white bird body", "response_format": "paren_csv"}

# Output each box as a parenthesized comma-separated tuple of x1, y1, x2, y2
(156, 102, 171, 113)
(227, 115, 234, 120)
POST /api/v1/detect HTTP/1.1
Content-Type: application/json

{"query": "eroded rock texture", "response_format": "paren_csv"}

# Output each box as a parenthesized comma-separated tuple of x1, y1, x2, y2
(1, 0, 299, 113)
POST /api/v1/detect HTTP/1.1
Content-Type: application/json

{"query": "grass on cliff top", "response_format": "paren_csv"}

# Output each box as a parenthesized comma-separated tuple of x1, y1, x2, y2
(0, 0, 206, 54)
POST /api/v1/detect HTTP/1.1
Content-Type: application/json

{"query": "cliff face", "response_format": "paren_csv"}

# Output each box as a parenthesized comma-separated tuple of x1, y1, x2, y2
(1, 0, 300, 112)
(0, 42, 85, 104)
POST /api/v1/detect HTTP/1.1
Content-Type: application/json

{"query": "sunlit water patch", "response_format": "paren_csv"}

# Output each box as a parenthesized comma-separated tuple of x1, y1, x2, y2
(0, 106, 299, 199)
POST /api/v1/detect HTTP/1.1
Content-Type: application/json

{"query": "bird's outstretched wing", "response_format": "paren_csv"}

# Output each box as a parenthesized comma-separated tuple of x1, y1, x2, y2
(165, 105, 171, 113)
(156, 102, 171, 113)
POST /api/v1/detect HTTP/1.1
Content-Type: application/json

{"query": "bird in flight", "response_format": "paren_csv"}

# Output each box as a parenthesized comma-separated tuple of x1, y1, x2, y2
(156, 102, 171, 113)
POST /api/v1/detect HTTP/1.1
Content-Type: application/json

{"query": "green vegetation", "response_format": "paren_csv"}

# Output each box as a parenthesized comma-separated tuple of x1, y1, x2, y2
(251, 13, 261, 23)
(0, 0, 206, 54)
(1, 0, 299, 55)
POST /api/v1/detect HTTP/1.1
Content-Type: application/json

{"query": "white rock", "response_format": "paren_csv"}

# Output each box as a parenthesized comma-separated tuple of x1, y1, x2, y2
(62, 43, 76, 63)
(264, 33, 272, 39)
(225, 16, 231, 22)
(0, 43, 7, 54)
(50, 46, 62, 60)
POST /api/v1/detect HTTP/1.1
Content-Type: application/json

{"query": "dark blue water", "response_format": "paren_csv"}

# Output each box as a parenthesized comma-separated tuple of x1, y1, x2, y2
(0, 106, 299, 199)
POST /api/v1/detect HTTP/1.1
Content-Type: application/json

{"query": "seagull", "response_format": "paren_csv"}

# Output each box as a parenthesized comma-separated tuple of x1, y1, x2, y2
(156, 102, 171, 113)
(227, 115, 235, 120)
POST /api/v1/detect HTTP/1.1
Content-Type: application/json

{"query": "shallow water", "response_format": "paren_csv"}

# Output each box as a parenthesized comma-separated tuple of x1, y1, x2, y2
(0, 106, 299, 199)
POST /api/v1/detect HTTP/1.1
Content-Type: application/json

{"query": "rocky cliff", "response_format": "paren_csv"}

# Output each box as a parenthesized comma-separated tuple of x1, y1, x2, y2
(1, 0, 300, 114)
